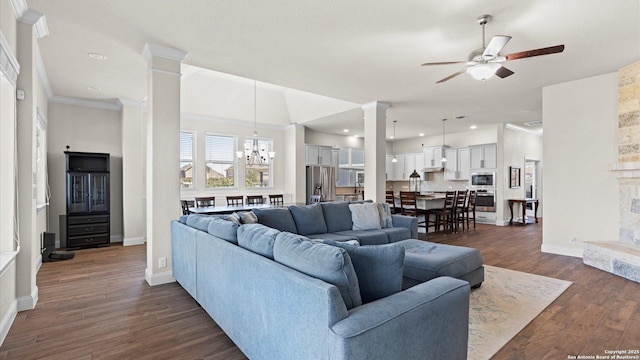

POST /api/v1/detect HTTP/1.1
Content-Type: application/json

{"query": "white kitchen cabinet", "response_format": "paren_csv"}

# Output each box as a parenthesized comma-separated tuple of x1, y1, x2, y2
(469, 144, 497, 169)
(306, 145, 332, 166)
(444, 148, 471, 180)
(404, 152, 424, 180)
(391, 154, 405, 180)
(338, 148, 364, 168)
(423, 146, 447, 168)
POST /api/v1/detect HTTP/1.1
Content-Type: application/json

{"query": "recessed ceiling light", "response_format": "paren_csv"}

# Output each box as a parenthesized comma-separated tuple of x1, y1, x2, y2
(455, 115, 466, 119)
(343, 129, 349, 133)
(88, 53, 107, 60)
(88, 86, 101, 91)
(419, 133, 425, 137)
(389, 136, 394, 139)
(470, 125, 477, 130)
(353, 135, 359, 138)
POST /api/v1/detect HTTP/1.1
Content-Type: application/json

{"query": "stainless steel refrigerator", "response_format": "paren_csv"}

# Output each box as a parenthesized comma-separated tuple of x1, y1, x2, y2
(306, 166, 336, 204)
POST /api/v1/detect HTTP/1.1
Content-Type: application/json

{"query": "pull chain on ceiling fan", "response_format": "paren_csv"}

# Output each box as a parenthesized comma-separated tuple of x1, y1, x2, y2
(421, 14, 565, 83)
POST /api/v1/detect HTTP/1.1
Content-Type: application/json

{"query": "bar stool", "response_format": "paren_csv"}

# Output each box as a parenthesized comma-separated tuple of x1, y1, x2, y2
(427, 191, 458, 234)
(385, 190, 396, 214)
(399, 191, 426, 229)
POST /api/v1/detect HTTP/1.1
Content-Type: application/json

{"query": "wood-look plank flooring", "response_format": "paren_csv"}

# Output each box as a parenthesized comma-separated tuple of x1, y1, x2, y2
(1, 222, 639, 359)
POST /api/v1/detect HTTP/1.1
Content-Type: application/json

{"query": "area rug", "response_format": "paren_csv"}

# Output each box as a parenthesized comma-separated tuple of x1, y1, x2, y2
(468, 265, 572, 360)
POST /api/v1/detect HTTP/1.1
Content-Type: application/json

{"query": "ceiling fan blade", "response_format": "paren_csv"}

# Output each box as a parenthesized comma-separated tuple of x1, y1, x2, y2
(483, 35, 512, 58)
(495, 66, 514, 79)
(421, 61, 466, 66)
(504, 44, 565, 61)
(436, 69, 467, 83)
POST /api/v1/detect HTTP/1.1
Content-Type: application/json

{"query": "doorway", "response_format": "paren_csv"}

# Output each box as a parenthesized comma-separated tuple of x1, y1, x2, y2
(524, 159, 540, 218)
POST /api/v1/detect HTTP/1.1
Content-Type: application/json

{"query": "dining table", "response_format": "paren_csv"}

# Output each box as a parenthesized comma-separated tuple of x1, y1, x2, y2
(189, 203, 279, 215)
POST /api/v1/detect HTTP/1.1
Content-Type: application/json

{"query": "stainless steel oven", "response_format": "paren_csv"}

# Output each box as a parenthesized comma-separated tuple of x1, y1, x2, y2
(474, 189, 496, 212)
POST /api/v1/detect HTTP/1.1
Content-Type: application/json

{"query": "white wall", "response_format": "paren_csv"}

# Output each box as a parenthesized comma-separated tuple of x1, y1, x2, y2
(47, 102, 123, 247)
(542, 72, 619, 257)
(305, 127, 364, 149)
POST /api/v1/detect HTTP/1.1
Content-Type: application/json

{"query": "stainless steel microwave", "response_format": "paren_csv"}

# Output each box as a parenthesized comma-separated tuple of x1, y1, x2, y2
(470, 172, 496, 188)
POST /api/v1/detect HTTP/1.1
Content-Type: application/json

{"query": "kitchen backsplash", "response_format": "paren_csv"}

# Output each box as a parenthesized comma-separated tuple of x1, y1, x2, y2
(386, 171, 469, 193)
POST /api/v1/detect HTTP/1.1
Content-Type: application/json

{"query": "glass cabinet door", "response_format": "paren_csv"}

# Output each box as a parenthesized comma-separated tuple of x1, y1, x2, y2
(67, 172, 89, 213)
(90, 173, 109, 212)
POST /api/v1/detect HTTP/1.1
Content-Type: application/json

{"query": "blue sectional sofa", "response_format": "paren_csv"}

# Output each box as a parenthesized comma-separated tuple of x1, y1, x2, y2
(171, 209, 471, 360)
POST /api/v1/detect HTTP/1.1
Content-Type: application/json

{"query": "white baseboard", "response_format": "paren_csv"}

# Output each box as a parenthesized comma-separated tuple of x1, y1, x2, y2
(16, 286, 38, 312)
(36, 254, 42, 272)
(0, 299, 17, 346)
(541, 243, 583, 258)
(110, 235, 123, 243)
(123, 237, 145, 246)
(144, 268, 175, 286)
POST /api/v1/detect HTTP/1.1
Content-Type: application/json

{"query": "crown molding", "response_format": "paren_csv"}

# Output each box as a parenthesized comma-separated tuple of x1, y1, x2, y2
(505, 123, 543, 137)
(0, 31, 20, 85)
(50, 96, 122, 111)
(361, 101, 391, 111)
(142, 43, 187, 63)
(18, 10, 49, 38)
(9, 0, 28, 18)
(117, 97, 146, 109)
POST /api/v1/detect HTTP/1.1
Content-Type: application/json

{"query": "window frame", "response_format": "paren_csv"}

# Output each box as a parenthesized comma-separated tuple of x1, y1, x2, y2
(179, 130, 196, 190)
(204, 132, 238, 189)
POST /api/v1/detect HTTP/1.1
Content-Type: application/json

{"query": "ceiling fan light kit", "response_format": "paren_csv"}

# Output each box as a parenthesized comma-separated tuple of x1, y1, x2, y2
(421, 14, 565, 83)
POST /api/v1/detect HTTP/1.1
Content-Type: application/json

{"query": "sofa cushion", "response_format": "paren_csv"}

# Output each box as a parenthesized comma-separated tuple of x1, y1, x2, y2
(288, 204, 328, 235)
(324, 240, 404, 303)
(238, 211, 257, 224)
(378, 227, 411, 243)
(253, 208, 298, 234)
(349, 203, 381, 231)
(273, 232, 362, 310)
(333, 230, 389, 245)
(186, 214, 216, 232)
(320, 202, 353, 233)
(207, 217, 240, 244)
(237, 223, 281, 259)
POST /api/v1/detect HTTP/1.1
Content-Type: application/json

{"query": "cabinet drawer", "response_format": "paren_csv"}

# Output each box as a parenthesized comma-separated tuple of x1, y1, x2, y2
(68, 234, 110, 247)
(68, 223, 109, 236)
(68, 215, 109, 225)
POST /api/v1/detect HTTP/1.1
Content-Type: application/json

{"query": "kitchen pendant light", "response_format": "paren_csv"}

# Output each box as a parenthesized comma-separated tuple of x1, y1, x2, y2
(391, 120, 398, 163)
(237, 80, 275, 167)
(440, 119, 448, 163)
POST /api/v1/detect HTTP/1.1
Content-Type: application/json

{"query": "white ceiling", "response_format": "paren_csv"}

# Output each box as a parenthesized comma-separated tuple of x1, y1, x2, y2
(27, 0, 640, 139)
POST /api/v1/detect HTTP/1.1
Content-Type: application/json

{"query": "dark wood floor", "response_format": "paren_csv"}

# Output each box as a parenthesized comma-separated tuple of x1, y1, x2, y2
(1, 222, 639, 359)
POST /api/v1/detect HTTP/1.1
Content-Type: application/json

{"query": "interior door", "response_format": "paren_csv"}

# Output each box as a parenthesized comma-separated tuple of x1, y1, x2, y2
(525, 160, 539, 217)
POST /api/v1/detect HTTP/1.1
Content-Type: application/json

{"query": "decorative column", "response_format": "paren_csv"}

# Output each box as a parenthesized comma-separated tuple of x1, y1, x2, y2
(142, 43, 186, 286)
(362, 101, 390, 202)
(15, 9, 48, 310)
(119, 98, 146, 246)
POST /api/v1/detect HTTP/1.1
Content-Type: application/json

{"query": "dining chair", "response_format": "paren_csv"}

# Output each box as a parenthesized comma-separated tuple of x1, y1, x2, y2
(427, 191, 458, 234)
(310, 195, 321, 204)
(385, 190, 396, 214)
(180, 200, 194, 215)
(246, 195, 265, 205)
(195, 196, 215, 207)
(269, 194, 284, 206)
(399, 191, 426, 229)
(226, 195, 244, 206)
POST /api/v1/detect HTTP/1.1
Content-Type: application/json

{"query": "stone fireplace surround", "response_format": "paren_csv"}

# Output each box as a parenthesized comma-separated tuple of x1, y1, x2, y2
(583, 61, 640, 283)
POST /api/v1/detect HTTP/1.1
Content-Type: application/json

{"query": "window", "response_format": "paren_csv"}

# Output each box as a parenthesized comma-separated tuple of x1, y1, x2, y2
(179, 131, 194, 189)
(244, 138, 273, 188)
(36, 109, 49, 210)
(205, 134, 236, 188)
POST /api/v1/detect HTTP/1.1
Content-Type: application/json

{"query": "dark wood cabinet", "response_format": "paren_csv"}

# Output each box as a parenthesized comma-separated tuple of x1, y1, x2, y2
(65, 151, 110, 249)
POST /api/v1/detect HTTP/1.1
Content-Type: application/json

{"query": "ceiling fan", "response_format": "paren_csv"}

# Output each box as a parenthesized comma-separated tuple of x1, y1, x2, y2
(421, 14, 565, 83)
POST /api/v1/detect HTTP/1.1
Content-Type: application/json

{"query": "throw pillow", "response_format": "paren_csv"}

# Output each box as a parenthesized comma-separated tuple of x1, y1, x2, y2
(349, 203, 381, 231)
(239, 211, 258, 224)
(288, 204, 328, 235)
(377, 202, 393, 228)
(273, 232, 362, 310)
(237, 223, 281, 259)
(224, 212, 241, 224)
(324, 240, 404, 303)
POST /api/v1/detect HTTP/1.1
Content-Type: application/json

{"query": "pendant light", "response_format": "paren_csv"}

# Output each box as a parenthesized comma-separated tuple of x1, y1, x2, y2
(440, 119, 448, 163)
(391, 120, 398, 163)
(237, 80, 275, 167)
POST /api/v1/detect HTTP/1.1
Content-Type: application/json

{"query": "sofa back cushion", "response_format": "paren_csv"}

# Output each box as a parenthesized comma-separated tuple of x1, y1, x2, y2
(186, 214, 216, 232)
(274, 232, 362, 310)
(324, 240, 404, 303)
(237, 223, 281, 259)
(207, 217, 240, 244)
(288, 204, 328, 235)
(320, 202, 353, 233)
(253, 208, 298, 234)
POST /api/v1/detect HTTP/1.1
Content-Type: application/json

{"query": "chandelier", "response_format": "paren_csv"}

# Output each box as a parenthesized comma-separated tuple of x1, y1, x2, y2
(237, 80, 275, 167)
